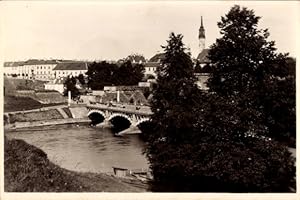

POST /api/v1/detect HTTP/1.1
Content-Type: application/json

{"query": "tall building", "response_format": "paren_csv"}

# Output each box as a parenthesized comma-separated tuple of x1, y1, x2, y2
(198, 16, 205, 54)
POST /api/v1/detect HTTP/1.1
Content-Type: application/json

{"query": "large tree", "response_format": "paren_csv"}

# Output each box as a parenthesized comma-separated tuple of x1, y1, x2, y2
(207, 5, 295, 146)
(145, 33, 204, 190)
(150, 32, 200, 143)
(114, 61, 145, 86)
(86, 61, 144, 90)
(144, 6, 295, 192)
(200, 5, 295, 191)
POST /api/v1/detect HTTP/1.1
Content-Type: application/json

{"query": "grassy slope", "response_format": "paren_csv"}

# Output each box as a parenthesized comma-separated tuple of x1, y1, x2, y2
(4, 138, 147, 192)
(4, 78, 46, 91)
(4, 96, 66, 112)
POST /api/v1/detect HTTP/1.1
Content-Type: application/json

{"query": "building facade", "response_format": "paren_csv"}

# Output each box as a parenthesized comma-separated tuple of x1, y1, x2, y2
(4, 60, 59, 81)
(3, 60, 89, 81)
(53, 62, 88, 78)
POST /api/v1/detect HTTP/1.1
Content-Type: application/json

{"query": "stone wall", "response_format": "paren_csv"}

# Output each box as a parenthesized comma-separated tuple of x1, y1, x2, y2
(13, 118, 90, 129)
(68, 106, 89, 119)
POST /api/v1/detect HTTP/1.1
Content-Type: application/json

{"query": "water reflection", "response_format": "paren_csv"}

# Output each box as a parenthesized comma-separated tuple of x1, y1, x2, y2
(6, 124, 149, 173)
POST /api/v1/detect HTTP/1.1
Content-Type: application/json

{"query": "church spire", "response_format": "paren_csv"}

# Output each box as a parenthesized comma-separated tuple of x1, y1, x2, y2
(199, 16, 205, 39)
(199, 16, 206, 53)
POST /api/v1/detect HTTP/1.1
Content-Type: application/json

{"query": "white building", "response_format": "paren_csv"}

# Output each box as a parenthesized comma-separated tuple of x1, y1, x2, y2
(4, 59, 59, 80)
(44, 78, 65, 94)
(144, 62, 159, 78)
(3, 62, 23, 77)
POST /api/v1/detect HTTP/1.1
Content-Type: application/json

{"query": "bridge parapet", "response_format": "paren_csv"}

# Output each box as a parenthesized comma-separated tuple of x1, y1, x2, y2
(87, 103, 153, 116)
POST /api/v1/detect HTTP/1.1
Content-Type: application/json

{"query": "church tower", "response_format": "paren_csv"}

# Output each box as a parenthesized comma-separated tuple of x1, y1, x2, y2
(199, 16, 205, 53)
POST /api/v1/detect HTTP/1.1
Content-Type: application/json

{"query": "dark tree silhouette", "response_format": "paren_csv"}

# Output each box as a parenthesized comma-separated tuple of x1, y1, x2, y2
(144, 6, 295, 192)
(86, 61, 144, 90)
(63, 76, 80, 99)
(86, 61, 119, 90)
(208, 5, 296, 146)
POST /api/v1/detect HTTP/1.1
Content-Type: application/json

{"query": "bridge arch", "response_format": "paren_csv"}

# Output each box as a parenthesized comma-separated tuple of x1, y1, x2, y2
(87, 110, 106, 118)
(135, 118, 151, 127)
(108, 113, 133, 133)
(108, 113, 132, 124)
(87, 110, 106, 125)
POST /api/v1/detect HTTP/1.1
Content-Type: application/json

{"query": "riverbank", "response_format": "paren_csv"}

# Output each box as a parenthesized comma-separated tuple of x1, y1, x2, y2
(5, 118, 91, 130)
(4, 137, 148, 192)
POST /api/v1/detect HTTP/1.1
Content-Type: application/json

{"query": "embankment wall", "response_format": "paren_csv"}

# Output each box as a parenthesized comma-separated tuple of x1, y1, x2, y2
(4, 106, 90, 129)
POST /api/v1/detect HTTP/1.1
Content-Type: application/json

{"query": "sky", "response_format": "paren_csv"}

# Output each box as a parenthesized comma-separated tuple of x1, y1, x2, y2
(1, 1, 299, 61)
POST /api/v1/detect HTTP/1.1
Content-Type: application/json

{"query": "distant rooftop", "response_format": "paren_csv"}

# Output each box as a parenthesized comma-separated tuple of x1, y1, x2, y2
(3, 59, 83, 67)
(53, 62, 88, 71)
(4, 61, 25, 67)
(23, 59, 60, 65)
(197, 49, 210, 63)
(149, 53, 165, 62)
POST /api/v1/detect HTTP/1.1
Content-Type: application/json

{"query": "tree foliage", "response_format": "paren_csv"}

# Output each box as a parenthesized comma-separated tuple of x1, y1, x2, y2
(86, 61, 119, 90)
(145, 6, 295, 192)
(194, 62, 212, 73)
(86, 61, 145, 90)
(63, 76, 80, 99)
(114, 61, 145, 86)
(207, 5, 296, 146)
(77, 74, 86, 85)
(149, 32, 200, 143)
(125, 53, 146, 63)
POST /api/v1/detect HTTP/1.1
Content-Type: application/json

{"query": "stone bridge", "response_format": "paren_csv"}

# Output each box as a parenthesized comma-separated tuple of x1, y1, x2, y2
(86, 104, 153, 135)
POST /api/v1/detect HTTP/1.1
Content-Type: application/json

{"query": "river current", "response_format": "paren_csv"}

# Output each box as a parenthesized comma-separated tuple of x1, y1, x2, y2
(6, 124, 149, 173)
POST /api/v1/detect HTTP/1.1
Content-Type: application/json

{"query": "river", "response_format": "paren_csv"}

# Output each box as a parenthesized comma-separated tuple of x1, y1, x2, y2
(5, 123, 149, 173)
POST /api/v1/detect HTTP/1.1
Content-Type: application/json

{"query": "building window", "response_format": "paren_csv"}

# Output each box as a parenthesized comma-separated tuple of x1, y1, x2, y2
(48, 66, 50, 69)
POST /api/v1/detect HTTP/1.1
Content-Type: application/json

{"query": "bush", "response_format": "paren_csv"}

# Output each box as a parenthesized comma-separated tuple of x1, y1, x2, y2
(148, 137, 295, 192)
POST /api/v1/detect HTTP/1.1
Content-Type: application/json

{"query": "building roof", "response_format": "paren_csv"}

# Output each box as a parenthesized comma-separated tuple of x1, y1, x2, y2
(4, 59, 84, 67)
(23, 59, 60, 65)
(144, 62, 160, 68)
(197, 49, 210, 63)
(53, 62, 88, 71)
(4, 60, 59, 67)
(4, 61, 25, 67)
(149, 53, 165, 62)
